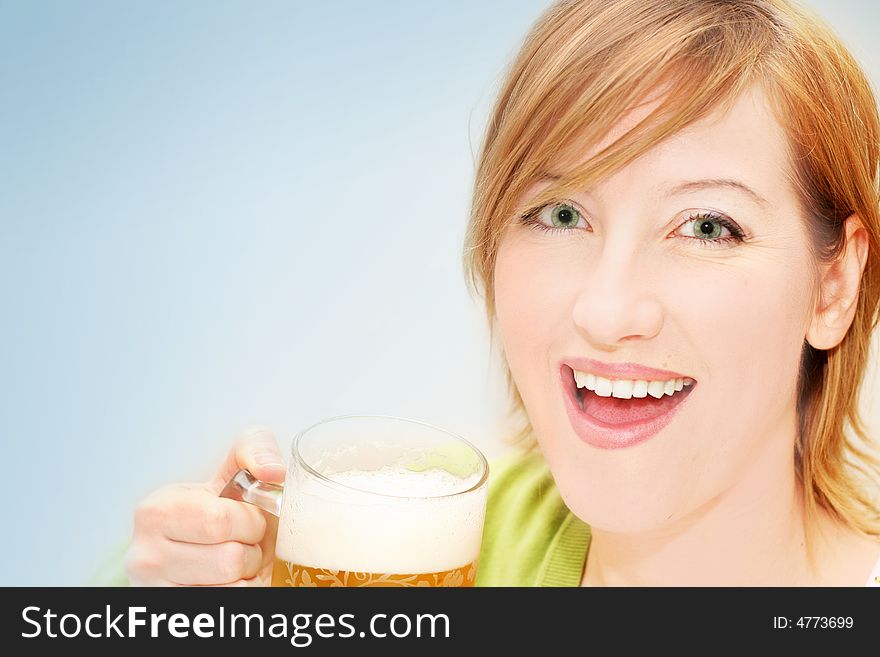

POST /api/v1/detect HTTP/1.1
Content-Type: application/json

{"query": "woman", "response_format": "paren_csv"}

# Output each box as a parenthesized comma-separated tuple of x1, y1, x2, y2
(124, 0, 880, 586)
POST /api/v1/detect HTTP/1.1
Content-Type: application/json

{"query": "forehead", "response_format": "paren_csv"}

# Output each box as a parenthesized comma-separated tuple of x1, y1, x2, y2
(553, 84, 792, 200)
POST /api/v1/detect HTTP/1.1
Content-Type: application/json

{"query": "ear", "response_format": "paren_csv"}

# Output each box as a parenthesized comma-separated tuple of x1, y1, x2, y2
(805, 213, 869, 350)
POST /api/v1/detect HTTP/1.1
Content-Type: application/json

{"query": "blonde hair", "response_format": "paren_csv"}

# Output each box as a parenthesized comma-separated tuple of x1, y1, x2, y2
(463, 0, 880, 544)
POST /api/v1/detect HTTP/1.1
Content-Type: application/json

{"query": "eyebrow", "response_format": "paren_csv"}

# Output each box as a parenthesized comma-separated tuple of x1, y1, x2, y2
(664, 179, 770, 209)
(539, 173, 771, 209)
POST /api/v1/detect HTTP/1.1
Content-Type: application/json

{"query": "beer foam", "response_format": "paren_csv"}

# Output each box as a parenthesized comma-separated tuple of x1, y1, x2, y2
(328, 466, 473, 497)
(276, 466, 487, 573)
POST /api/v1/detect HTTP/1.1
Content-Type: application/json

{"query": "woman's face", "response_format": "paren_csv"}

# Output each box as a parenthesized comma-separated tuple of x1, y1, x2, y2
(493, 85, 818, 533)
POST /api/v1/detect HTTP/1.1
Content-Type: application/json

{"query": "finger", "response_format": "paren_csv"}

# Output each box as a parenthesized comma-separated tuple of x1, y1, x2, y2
(125, 544, 163, 587)
(160, 539, 263, 586)
(258, 509, 279, 573)
(210, 577, 263, 588)
(210, 426, 285, 492)
(167, 492, 268, 544)
(135, 486, 267, 544)
(141, 578, 262, 588)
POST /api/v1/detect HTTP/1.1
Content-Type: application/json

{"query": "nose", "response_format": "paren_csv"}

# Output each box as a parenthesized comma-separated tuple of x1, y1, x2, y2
(571, 244, 664, 349)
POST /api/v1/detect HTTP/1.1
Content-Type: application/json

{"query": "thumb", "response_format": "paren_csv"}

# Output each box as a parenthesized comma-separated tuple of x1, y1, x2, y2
(209, 425, 286, 493)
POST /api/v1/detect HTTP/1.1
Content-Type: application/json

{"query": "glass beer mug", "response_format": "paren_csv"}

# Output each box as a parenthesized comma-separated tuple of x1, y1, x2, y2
(221, 415, 489, 587)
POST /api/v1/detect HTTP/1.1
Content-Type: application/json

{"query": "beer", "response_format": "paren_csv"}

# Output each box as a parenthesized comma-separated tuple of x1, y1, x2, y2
(271, 466, 485, 588)
(271, 560, 478, 587)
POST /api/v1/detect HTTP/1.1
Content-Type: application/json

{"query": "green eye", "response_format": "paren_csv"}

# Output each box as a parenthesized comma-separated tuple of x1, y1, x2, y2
(691, 218, 723, 239)
(519, 201, 588, 235)
(549, 203, 581, 228)
(673, 211, 746, 248)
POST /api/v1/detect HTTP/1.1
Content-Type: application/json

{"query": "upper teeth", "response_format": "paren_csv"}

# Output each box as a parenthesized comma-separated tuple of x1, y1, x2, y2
(573, 369, 694, 399)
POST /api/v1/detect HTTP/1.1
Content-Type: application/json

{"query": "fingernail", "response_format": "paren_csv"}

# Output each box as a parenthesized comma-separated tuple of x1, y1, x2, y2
(254, 452, 284, 468)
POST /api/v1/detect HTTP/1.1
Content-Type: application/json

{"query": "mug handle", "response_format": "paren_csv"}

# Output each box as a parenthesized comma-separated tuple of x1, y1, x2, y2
(219, 469, 284, 517)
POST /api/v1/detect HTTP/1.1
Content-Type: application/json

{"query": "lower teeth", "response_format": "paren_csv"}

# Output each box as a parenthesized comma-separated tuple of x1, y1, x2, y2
(577, 387, 677, 408)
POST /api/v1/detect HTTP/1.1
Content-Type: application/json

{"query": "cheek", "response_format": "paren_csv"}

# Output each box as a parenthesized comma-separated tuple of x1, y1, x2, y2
(494, 236, 575, 372)
(653, 250, 814, 514)
(682, 253, 811, 405)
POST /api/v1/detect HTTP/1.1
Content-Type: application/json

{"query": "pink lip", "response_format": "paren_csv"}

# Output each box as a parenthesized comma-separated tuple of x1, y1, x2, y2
(560, 357, 694, 382)
(559, 364, 695, 449)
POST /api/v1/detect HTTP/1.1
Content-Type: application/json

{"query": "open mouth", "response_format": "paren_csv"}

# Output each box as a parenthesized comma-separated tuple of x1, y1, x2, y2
(561, 364, 696, 449)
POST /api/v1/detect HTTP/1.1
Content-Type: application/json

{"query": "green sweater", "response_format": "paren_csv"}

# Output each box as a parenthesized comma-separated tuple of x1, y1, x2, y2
(92, 450, 591, 587)
(475, 449, 591, 586)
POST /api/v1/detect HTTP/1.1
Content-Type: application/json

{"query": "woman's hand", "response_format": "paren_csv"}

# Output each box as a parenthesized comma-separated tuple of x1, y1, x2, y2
(125, 427, 285, 586)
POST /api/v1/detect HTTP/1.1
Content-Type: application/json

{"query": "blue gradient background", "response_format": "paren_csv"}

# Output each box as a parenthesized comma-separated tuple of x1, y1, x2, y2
(1, 1, 877, 585)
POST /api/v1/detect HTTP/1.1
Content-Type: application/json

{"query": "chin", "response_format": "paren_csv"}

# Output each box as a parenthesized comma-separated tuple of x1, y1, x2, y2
(541, 445, 681, 535)
(562, 490, 678, 534)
